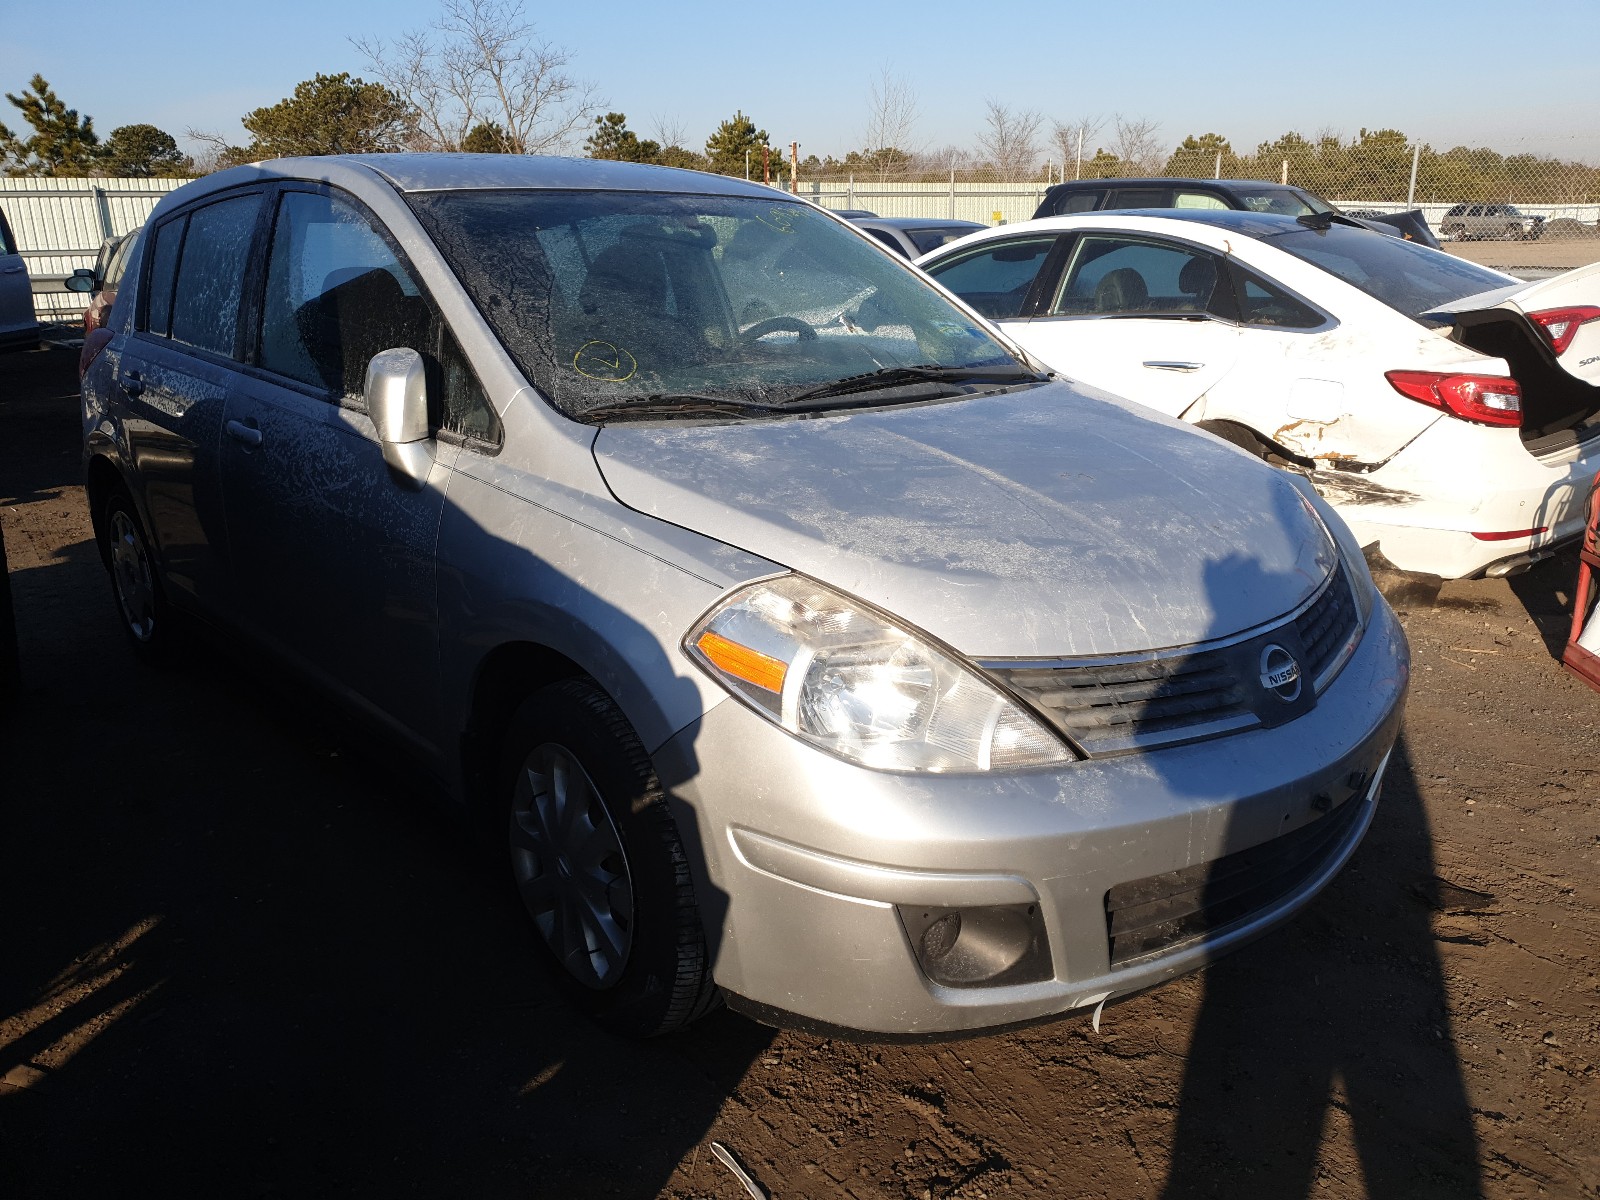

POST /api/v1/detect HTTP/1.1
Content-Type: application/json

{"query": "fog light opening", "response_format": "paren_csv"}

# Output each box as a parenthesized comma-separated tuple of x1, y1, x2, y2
(901, 903, 1051, 988)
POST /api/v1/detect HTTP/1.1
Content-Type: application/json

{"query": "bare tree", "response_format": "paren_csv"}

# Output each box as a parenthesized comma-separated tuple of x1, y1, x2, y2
(353, 0, 602, 154)
(976, 100, 1043, 180)
(1109, 115, 1164, 174)
(650, 113, 689, 150)
(1051, 116, 1105, 180)
(859, 67, 920, 180)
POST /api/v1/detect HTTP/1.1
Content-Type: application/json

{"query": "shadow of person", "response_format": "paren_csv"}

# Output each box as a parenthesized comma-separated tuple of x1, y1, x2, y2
(0, 377, 775, 1198)
(1506, 545, 1582, 661)
(1158, 530, 1482, 1198)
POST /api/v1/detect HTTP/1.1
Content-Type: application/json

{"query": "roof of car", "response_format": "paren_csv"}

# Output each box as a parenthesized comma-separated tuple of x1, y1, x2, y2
(850, 216, 986, 231)
(1044, 178, 1298, 193)
(195, 153, 795, 200)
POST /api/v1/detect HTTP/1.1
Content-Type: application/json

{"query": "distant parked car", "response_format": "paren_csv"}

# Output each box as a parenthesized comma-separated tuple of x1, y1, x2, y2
(1441, 204, 1544, 242)
(0, 204, 40, 353)
(919, 208, 1600, 580)
(845, 215, 987, 258)
(67, 231, 141, 376)
(1033, 178, 1442, 250)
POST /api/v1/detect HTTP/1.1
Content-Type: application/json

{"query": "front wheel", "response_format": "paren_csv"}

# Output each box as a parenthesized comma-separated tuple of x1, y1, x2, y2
(501, 679, 718, 1036)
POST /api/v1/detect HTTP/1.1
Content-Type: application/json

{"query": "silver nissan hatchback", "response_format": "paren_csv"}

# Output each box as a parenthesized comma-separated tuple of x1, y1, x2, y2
(81, 155, 1407, 1038)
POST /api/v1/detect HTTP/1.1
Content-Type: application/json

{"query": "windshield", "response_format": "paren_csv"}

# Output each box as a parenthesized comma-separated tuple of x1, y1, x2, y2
(406, 189, 1020, 420)
(1233, 188, 1333, 217)
(1267, 224, 1513, 318)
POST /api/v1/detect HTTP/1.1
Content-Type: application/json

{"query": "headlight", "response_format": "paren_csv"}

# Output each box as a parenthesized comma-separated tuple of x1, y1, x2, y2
(1289, 474, 1376, 628)
(685, 575, 1074, 773)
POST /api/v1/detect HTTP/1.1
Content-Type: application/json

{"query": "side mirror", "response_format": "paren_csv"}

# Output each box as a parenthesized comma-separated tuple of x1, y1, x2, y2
(364, 347, 434, 489)
(64, 268, 95, 294)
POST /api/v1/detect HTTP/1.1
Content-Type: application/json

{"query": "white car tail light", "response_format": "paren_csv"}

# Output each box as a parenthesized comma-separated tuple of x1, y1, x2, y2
(1528, 306, 1600, 356)
(1385, 370, 1522, 428)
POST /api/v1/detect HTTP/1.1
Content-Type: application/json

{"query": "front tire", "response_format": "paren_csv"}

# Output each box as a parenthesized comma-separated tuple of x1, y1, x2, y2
(501, 679, 718, 1036)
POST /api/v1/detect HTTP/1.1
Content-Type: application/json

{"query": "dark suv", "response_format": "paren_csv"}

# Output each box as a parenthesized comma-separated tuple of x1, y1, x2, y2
(1033, 178, 1440, 249)
(1441, 203, 1544, 242)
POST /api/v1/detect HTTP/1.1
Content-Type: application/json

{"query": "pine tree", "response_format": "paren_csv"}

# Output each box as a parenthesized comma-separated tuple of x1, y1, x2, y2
(0, 75, 99, 176)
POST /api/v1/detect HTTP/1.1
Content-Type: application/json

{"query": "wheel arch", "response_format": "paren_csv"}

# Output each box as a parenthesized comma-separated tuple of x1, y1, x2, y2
(460, 640, 589, 811)
(84, 452, 129, 569)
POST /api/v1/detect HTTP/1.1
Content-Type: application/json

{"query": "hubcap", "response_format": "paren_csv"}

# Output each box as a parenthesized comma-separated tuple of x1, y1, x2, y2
(109, 508, 156, 642)
(509, 743, 634, 989)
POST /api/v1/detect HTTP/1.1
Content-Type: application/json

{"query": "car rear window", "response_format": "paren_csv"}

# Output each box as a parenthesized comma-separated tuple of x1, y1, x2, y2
(1266, 224, 1512, 318)
(905, 226, 979, 255)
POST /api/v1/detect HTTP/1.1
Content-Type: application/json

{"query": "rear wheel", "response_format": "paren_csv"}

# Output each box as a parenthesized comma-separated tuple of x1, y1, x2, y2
(99, 489, 178, 661)
(501, 679, 718, 1036)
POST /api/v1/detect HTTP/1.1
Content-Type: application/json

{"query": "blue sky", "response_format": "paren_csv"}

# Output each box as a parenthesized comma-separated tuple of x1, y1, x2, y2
(3, 0, 1596, 163)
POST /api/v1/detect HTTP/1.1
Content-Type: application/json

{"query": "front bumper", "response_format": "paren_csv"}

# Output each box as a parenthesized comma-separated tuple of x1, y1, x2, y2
(1315, 418, 1600, 579)
(654, 592, 1408, 1036)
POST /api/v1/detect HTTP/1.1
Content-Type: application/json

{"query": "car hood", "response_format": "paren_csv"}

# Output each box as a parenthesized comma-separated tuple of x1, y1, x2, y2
(593, 383, 1337, 658)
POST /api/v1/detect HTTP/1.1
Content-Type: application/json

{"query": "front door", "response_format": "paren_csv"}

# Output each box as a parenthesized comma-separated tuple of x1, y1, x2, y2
(219, 187, 456, 751)
(1015, 233, 1239, 417)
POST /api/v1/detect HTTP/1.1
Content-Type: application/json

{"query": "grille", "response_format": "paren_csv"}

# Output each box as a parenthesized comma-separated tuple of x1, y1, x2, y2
(1104, 791, 1367, 968)
(989, 562, 1359, 757)
(1295, 561, 1359, 687)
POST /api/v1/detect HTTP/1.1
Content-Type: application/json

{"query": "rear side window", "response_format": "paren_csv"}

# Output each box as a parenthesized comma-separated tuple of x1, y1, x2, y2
(1172, 191, 1229, 210)
(1056, 191, 1100, 214)
(1234, 268, 1325, 329)
(925, 236, 1057, 318)
(169, 195, 261, 357)
(144, 219, 183, 337)
(864, 229, 906, 256)
(1107, 188, 1170, 209)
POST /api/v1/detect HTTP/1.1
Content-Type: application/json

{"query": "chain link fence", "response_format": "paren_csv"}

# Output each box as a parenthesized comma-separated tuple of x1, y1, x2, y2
(798, 136, 1600, 270)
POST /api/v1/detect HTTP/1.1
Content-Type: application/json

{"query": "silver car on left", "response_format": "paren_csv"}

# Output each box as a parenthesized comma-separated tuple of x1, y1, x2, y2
(81, 155, 1407, 1039)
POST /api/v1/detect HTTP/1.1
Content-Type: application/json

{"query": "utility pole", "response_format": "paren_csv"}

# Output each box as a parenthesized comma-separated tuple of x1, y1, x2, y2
(744, 149, 750, 181)
(791, 142, 799, 195)
(762, 144, 770, 185)
(1407, 143, 1420, 209)
(1075, 127, 1084, 180)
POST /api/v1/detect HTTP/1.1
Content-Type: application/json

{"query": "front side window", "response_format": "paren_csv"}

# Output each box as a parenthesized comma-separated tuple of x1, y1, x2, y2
(169, 194, 261, 357)
(259, 190, 429, 397)
(1172, 191, 1229, 210)
(408, 189, 1022, 420)
(923, 236, 1057, 319)
(1051, 235, 1225, 317)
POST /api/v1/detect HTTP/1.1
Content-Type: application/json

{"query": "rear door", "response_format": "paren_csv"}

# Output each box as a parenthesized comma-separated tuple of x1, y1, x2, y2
(115, 190, 265, 610)
(920, 233, 1064, 326)
(1011, 232, 1239, 416)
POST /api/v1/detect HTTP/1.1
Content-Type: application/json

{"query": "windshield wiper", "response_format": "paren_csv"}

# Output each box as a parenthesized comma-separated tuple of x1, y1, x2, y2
(582, 394, 778, 423)
(780, 363, 1046, 406)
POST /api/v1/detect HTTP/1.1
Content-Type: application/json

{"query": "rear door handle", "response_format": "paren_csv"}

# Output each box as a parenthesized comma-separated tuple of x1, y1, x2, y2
(2, 264, 22, 274)
(1143, 360, 1204, 372)
(225, 419, 263, 448)
(121, 370, 144, 397)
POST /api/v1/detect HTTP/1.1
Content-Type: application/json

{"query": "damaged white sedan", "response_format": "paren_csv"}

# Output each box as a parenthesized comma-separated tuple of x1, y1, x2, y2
(919, 210, 1600, 580)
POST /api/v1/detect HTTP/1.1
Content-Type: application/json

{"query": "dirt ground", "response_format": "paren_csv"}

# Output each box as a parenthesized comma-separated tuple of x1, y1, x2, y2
(1446, 236, 1600, 273)
(1, 343, 1596, 1200)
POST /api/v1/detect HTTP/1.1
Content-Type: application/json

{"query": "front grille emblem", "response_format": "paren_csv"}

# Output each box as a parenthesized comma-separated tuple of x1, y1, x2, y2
(1259, 644, 1302, 702)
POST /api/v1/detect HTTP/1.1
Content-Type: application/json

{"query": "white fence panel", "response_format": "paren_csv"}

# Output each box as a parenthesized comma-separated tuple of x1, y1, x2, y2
(0, 176, 191, 321)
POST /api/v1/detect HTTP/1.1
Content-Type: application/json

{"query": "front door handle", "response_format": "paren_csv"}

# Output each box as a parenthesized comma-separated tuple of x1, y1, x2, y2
(2, 264, 22, 275)
(225, 419, 263, 448)
(1143, 360, 1204, 372)
(121, 370, 145, 397)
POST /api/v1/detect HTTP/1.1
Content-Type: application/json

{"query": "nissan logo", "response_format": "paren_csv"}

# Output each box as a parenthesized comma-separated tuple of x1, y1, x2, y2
(1259, 644, 1302, 702)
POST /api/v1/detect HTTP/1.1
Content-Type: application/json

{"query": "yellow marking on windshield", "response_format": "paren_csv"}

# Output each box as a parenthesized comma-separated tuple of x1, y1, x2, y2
(573, 340, 638, 383)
